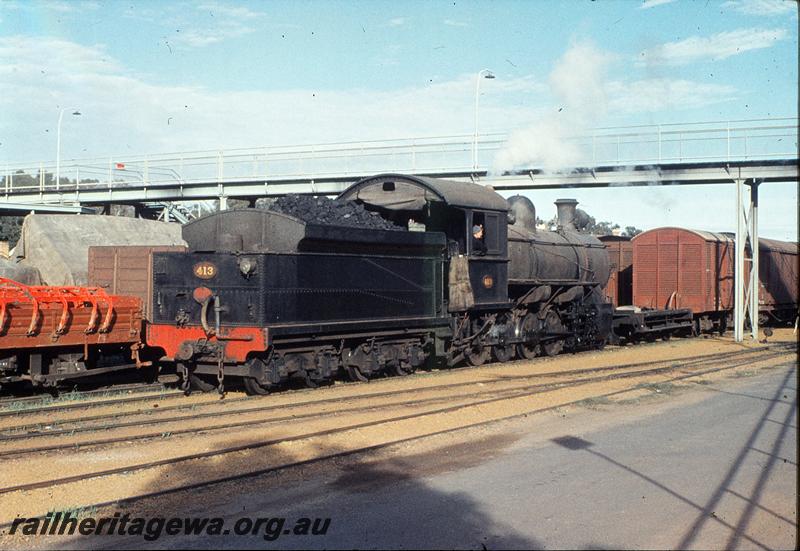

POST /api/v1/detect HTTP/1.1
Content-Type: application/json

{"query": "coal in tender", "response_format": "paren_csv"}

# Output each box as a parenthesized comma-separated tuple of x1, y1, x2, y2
(268, 195, 404, 231)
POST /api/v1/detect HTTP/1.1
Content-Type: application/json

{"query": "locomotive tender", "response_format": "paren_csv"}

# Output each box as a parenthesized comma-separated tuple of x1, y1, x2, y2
(146, 174, 613, 394)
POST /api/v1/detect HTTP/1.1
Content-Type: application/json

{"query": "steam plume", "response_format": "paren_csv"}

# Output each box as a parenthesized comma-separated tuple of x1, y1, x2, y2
(493, 41, 612, 173)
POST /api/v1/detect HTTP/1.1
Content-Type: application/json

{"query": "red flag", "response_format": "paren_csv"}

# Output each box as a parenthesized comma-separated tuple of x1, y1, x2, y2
(115, 162, 125, 169)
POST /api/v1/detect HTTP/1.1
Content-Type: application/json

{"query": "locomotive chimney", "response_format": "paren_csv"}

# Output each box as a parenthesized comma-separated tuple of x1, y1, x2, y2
(554, 198, 578, 231)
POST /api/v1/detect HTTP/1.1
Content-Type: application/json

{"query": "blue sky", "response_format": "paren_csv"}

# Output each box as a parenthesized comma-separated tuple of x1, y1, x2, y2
(0, 0, 797, 238)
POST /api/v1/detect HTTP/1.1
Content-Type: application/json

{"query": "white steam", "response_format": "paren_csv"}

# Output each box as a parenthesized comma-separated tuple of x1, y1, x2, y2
(493, 41, 612, 173)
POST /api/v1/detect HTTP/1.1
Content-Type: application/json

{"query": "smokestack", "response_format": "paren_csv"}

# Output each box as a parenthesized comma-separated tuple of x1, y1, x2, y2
(555, 198, 578, 231)
(507, 195, 537, 232)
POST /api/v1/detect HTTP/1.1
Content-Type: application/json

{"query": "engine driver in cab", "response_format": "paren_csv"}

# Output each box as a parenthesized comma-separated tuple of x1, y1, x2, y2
(472, 224, 487, 256)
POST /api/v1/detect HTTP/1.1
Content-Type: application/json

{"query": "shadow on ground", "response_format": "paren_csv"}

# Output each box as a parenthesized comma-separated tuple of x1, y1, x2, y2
(60, 429, 537, 550)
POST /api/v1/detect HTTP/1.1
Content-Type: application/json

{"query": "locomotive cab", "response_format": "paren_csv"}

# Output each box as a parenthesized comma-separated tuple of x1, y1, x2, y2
(337, 173, 511, 311)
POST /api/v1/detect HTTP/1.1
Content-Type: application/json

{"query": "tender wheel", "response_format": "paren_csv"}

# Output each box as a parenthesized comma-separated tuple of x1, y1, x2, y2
(243, 377, 271, 396)
(189, 373, 217, 392)
(346, 365, 369, 382)
(465, 343, 490, 366)
(394, 363, 414, 376)
(493, 345, 515, 363)
(542, 311, 565, 357)
(517, 313, 540, 360)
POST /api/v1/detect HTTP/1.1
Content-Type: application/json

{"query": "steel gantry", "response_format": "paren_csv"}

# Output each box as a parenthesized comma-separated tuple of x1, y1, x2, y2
(733, 172, 763, 343)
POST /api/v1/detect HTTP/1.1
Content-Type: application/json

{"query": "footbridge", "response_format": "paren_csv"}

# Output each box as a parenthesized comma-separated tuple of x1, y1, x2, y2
(2, 117, 796, 211)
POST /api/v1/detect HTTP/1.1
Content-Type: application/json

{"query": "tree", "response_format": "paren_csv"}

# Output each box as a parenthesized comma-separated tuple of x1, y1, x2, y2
(0, 216, 23, 245)
(543, 210, 642, 237)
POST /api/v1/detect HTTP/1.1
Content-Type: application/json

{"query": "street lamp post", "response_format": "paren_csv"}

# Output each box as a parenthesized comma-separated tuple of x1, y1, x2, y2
(56, 108, 81, 191)
(473, 69, 495, 171)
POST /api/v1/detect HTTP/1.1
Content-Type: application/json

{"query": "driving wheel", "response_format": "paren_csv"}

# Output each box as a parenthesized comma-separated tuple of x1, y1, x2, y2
(516, 313, 540, 360)
(542, 310, 565, 357)
(465, 343, 490, 366)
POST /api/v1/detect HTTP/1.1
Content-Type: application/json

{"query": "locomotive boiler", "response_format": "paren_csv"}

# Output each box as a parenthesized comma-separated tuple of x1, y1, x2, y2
(507, 196, 610, 295)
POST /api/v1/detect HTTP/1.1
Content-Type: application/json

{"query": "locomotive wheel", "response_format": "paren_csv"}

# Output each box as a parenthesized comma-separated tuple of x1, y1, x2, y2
(542, 311, 565, 357)
(493, 345, 515, 363)
(594, 338, 607, 350)
(243, 377, 270, 396)
(465, 344, 490, 366)
(517, 313, 540, 360)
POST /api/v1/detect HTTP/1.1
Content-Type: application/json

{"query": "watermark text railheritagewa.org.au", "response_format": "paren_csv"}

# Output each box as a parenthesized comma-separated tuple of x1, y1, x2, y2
(7, 512, 331, 541)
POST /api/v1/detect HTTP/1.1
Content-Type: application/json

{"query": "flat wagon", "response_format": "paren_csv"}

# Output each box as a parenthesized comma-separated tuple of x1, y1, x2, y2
(0, 278, 146, 389)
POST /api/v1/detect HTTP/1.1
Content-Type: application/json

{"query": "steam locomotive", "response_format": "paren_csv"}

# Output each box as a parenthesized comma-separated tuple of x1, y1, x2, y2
(145, 173, 613, 394)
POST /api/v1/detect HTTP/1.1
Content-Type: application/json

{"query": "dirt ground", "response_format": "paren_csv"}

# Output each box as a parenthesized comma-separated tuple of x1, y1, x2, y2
(0, 328, 796, 548)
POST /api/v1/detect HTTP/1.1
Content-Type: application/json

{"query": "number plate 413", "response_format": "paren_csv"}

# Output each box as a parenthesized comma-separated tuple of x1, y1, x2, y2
(193, 262, 217, 279)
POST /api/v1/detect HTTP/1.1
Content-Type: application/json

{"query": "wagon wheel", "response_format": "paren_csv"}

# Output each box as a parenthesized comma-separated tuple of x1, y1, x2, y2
(139, 364, 160, 384)
(493, 344, 516, 363)
(465, 343, 490, 366)
(516, 313, 540, 360)
(541, 311, 565, 357)
(243, 377, 270, 396)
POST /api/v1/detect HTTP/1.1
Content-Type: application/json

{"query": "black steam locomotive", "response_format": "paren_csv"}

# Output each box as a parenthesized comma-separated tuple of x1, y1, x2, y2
(146, 174, 612, 394)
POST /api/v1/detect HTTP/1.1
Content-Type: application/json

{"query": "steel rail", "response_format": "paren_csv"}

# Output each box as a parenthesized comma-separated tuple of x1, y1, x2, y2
(0, 388, 190, 419)
(0, 381, 171, 408)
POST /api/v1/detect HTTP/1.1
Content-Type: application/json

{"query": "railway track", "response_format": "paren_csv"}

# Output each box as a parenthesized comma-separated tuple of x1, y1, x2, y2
(0, 343, 790, 444)
(0, 341, 793, 512)
(0, 331, 787, 421)
(0, 380, 168, 405)
(1, 353, 786, 458)
(0, 380, 181, 416)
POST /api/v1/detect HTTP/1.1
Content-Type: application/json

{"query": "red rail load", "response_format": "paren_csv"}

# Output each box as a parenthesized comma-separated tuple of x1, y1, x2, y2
(0, 278, 145, 388)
